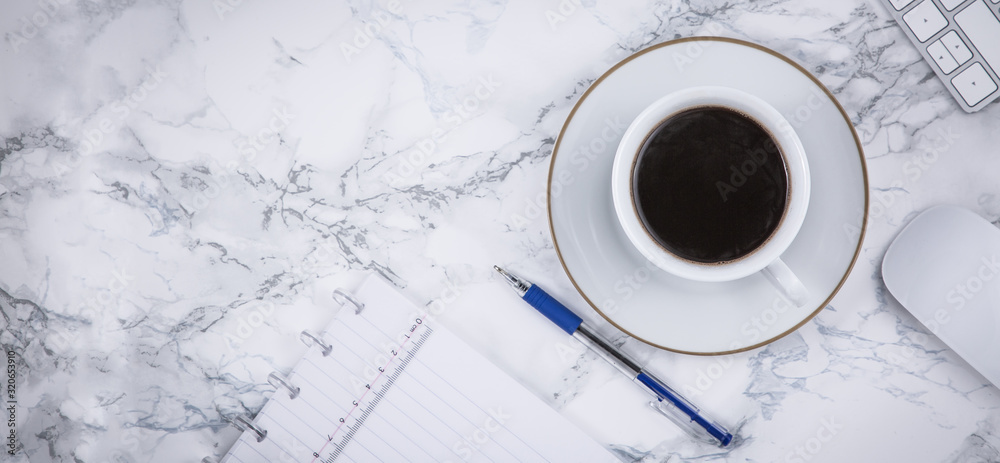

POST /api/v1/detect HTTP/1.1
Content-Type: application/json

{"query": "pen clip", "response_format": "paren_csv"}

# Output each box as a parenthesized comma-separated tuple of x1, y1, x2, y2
(648, 400, 729, 446)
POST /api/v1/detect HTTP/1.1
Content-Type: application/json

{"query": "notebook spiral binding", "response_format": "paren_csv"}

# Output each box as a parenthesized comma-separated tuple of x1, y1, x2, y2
(301, 330, 333, 356)
(209, 286, 363, 459)
(233, 415, 267, 443)
(267, 372, 301, 399)
(333, 288, 365, 314)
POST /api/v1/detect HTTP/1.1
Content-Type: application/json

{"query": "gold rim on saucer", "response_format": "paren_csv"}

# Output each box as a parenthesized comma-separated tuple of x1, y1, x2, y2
(547, 36, 869, 356)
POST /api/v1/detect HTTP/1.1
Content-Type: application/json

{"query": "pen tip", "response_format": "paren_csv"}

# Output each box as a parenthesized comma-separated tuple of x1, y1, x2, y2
(492, 265, 503, 273)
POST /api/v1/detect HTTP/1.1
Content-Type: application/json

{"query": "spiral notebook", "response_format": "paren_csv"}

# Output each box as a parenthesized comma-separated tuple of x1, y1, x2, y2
(219, 274, 618, 463)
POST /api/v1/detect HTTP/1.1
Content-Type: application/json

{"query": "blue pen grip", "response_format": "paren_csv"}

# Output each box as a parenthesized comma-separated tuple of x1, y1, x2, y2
(523, 285, 582, 334)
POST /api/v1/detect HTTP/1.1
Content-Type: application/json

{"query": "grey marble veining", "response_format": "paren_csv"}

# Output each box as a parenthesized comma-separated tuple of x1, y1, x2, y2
(2, 0, 1000, 461)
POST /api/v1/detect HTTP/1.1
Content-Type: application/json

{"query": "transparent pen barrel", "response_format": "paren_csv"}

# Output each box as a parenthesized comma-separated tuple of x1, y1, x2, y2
(571, 325, 733, 446)
(636, 371, 733, 446)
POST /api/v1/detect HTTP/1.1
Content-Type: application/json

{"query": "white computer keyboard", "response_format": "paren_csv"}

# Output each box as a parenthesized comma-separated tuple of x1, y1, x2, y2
(882, 0, 1000, 112)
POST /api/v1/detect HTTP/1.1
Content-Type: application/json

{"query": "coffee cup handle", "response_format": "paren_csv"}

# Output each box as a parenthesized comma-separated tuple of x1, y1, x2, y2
(762, 258, 809, 307)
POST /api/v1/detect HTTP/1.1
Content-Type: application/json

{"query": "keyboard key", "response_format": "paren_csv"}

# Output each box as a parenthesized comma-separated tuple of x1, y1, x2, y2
(952, 63, 998, 105)
(940, 31, 973, 64)
(903, 1, 949, 42)
(955, 1, 1000, 74)
(940, 0, 968, 10)
(928, 40, 960, 73)
(889, 0, 917, 9)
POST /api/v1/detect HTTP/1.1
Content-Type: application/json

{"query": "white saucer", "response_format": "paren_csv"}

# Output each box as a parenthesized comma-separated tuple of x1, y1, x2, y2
(548, 37, 868, 355)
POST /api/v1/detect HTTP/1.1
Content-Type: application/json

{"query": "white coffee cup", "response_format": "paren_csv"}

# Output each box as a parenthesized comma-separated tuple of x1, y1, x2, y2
(611, 86, 810, 306)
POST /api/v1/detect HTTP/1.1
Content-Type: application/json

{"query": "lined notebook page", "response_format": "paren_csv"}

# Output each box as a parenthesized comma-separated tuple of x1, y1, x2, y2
(221, 275, 618, 463)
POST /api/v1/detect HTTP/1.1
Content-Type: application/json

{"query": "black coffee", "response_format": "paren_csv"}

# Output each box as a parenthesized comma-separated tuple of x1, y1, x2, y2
(632, 106, 788, 264)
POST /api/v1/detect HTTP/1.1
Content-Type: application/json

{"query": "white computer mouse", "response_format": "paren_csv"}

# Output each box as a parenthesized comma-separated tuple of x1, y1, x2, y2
(882, 205, 1000, 388)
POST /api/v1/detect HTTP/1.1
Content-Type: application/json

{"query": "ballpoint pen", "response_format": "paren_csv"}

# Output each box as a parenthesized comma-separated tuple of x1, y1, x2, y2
(493, 265, 734, 447)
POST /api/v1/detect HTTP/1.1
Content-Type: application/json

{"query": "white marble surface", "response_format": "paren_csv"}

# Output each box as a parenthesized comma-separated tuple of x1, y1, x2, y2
(2, 0, 1000, 462)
